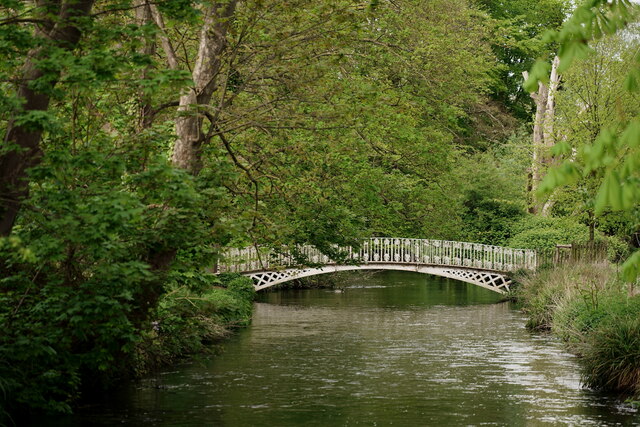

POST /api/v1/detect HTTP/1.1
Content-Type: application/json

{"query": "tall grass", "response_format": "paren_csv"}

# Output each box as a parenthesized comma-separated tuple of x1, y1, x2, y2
(581, 316, 640, 394)
(516, 263, 613, 330)
(516, 262, 640, 397)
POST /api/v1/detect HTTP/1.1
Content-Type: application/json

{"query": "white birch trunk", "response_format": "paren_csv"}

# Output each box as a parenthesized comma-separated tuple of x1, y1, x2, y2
(523, 70, 548, 214)
(543, 56, 560, 149)
(540, 56, 561, 216)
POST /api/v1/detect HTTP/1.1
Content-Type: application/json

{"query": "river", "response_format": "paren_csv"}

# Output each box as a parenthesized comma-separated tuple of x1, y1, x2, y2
(60, 271, 638, 425)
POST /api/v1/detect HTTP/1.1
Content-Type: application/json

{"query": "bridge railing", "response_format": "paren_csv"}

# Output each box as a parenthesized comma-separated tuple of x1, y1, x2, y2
(218, 238, 537, 273)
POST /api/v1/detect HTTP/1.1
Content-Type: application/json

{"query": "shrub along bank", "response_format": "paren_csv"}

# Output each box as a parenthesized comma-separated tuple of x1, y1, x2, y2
(133, 274, 255, 375)
(516, 263, 640, 398)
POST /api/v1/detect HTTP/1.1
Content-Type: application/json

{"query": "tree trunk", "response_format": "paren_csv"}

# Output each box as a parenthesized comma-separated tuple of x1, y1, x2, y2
(149, 4, 180, 71)
(523, 71, 548, 214)
(0, 0, 96, 236)
(172, 1, 238, 174)
(543, 56, 560, 149)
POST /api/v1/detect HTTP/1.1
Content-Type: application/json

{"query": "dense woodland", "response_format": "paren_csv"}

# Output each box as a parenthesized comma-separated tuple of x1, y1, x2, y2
(0, 0, 639, 417)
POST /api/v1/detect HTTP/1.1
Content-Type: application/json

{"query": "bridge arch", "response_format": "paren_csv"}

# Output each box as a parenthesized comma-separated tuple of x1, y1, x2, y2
(248, 264, 513, 293)
(218, 238, 536, 295)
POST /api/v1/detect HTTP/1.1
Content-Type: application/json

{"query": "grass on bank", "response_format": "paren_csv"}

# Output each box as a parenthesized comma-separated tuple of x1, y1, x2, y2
(516, 263, 640, 397)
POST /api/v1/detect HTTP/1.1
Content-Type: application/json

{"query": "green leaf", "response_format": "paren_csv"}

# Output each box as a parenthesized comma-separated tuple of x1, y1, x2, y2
(620, 182, 637, 210)
(609, 172, 623, 210)
(595, 171, 624, 214)
(620, 120, 640, 148)
(594, 173, 611, 215)
(537, 161, 581, 196)
(551, 141, 571, 157)
(14, 110, 59, 132)
(584, 128, 616, 170)
(558, 41, 594, 73)
(523, 60, 551, 92)
(621, 249, 640, 282)
(623, 72, 638, 92)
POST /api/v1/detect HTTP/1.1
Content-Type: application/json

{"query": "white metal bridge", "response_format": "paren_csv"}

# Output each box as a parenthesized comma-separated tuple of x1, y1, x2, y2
(218, 238, 537, 294)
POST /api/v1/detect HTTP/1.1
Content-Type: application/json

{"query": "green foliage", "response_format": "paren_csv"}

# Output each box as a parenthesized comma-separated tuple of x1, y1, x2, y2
(0, 142, 231, 413)
(214, 0, 499, 248)
(516, 263, 613, 330)
(607, 235, 632, 262)
(477, 0, 569, 119)
(515, 268, 566, 330)
(553, 287, 639, 344)
(455, 131, 530, 244)
(508, 216, 593, 249)
(623, 251, 640, 283)
(156, 0, 199, 21)
(227, 276, 257, 303)
(460, 190, 523, 245)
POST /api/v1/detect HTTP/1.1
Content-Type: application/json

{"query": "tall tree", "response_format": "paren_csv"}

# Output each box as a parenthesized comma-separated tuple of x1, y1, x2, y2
(525, 0, 640, 281)
(524, 55, 560, 214)
(550, 33, 639, 239)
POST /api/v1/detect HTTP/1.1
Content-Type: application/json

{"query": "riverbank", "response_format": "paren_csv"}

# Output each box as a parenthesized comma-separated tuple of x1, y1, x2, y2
(516, 263, 640, 400)
(131, 274, 255, 376)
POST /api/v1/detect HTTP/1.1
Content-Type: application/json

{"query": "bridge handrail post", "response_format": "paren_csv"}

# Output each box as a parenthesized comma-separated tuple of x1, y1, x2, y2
(482, 244, 487, 269)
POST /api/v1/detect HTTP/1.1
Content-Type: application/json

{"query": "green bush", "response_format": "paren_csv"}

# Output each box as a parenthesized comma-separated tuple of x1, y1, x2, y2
(508, 216, 595, 249)
(460, 190, 524, 246)
(0, 151, 232, 415)
(227, 276, 256, 303)
(607, 235, 632, 263)
(516, 268, 568, 330)
(508, 216, 632, 263)
(215, 272, 242, 284)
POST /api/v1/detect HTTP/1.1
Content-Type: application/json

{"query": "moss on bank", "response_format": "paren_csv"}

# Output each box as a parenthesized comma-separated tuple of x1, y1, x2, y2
(516, 263, 640, 398)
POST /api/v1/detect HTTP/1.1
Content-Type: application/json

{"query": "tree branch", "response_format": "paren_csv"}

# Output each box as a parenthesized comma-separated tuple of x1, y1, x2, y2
(148, 3, 179, 70)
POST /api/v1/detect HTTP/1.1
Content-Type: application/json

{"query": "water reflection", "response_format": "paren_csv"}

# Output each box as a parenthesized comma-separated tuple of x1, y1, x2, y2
(60, 271, 637, 426)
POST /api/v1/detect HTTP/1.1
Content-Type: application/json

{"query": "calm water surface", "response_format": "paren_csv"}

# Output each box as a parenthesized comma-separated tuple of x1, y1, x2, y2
(61, 271, 639, 425)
